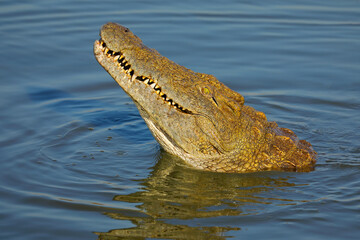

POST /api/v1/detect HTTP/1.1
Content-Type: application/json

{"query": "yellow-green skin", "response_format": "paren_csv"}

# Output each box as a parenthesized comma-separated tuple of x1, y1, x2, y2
(94, 22, 316, 173)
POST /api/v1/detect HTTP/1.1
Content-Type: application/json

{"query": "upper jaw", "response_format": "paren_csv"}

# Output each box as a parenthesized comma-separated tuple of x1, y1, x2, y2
(97, 23, 208, 116)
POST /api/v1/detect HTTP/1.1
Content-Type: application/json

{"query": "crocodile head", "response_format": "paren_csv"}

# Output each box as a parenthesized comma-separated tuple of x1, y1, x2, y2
(94, 23, 316, 172)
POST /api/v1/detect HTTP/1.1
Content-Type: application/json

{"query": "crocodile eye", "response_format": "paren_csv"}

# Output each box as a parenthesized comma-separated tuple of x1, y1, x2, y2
(201, 87, 211, 95)
(201, 87, 218, 106)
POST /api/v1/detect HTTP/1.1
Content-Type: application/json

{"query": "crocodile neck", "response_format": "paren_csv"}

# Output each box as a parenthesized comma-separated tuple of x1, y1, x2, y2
(94, 22, 316, 173)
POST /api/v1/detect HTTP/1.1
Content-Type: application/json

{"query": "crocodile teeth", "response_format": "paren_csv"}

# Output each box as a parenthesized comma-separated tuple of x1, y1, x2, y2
(119, 56, 125, 62)
(99, 39, 192, 114)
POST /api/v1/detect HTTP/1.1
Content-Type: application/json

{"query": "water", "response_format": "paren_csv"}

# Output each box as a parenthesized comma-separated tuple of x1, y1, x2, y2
(1, 0, 359, 239)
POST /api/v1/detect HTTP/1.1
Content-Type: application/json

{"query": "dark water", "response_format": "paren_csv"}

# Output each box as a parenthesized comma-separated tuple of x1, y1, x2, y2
(1, 0, 360, 239)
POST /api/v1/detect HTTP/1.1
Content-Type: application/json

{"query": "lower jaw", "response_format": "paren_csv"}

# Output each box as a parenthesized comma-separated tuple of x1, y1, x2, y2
(94, 40, 192, 114)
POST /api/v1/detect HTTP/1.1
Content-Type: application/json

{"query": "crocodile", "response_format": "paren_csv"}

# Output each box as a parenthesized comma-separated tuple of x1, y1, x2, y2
(94, 22, 316, 173)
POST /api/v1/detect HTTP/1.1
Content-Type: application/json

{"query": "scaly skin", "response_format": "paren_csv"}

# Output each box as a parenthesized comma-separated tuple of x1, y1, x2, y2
(94, 22, 316, 173)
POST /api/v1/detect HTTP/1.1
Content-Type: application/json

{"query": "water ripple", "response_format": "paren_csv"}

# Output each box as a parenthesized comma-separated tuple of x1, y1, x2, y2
(0, 0, 359, 239)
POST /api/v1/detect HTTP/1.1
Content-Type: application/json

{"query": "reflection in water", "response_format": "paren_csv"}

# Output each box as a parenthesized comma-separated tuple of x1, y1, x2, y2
(95, 151, 302, 239)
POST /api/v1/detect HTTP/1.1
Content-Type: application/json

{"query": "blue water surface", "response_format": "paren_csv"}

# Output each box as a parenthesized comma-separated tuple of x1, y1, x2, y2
(0, 0, 359, 239)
